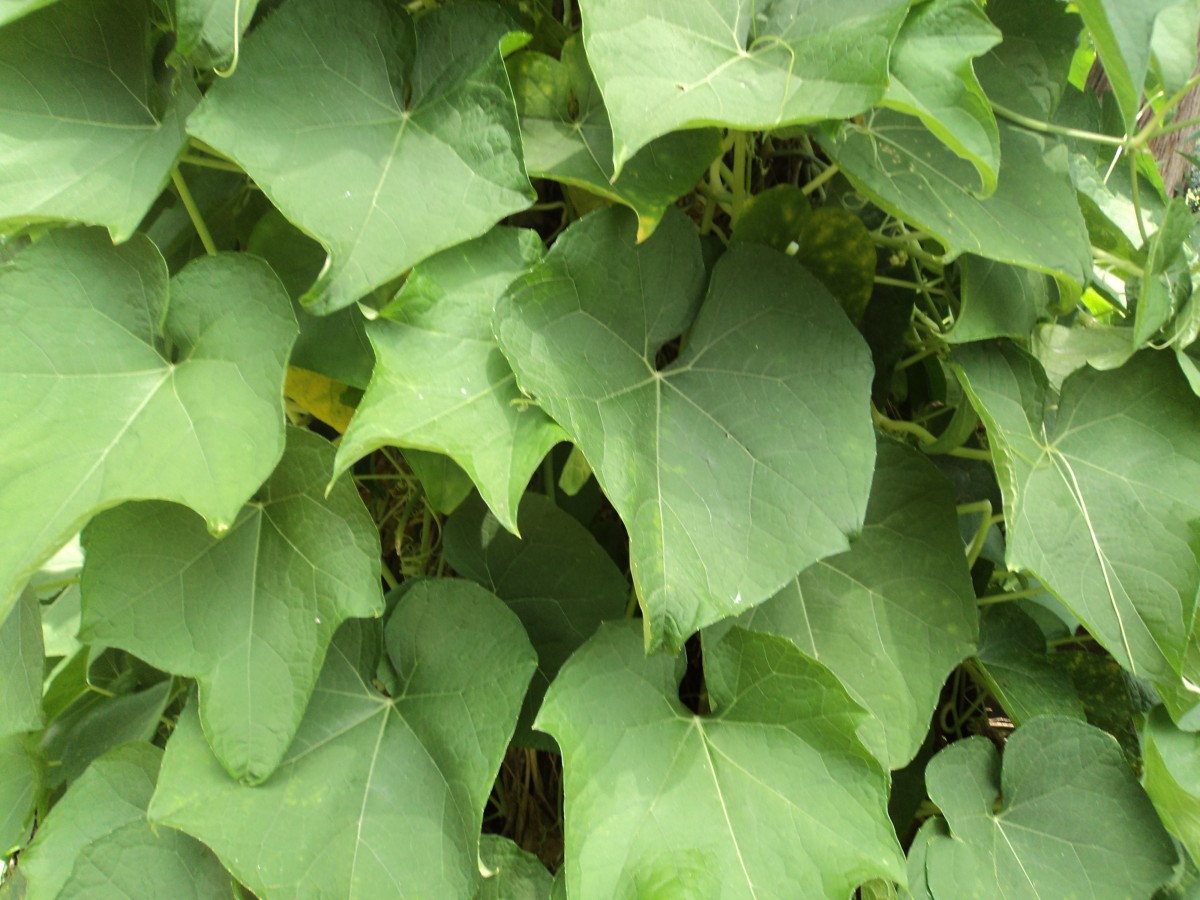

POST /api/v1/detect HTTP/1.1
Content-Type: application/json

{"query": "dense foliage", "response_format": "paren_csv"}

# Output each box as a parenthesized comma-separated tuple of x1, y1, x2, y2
(3, 0, 1200, 896)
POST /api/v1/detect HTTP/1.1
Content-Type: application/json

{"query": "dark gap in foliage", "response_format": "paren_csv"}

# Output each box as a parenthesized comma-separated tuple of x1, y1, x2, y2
(677, 633, 708, 715)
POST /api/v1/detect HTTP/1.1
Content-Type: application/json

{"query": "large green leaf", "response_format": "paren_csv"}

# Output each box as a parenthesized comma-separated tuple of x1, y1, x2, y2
(508, 36, 721, 238)
(919, 717, 1176, 898)
(334, 228, 563, 533)
(0, 733, 41, 856)
(0, 590, 44, 735)
(973, 605, 1087, 724)
(80, 428, 384, 783)
(577, 0, 908, 170)
(711, 440, 976, 769)
(0, 229, 296, 626)
(149, 580, 536, 898)
(444, 493, 627, 748)
(476, 835, 553, 900)
(496, 208, 875, 652)
(1144, 706, 1200, 867)
(974, 0, 1080, 119)
(945, 255, 1056, 344)
(0, 0, 195, 240)
(1076, 0, 1181, 129)
(951, 343, 1200, 688)
(174, 0, 261, 69)
(823, 115, 1092, 285)
(187, 0, 534, 313)
(535, 622, 904, 897)
(21, 743, 229, 900)
(882, 0, 1001, 195)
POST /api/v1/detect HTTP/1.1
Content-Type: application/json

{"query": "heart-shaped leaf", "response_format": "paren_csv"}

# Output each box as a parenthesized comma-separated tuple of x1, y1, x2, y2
(918, 717, 1176, 898)
(334, 228, 563, 532)
(0, 0, 195, 240)
(496, 208, 876, 652)
(187, 0, 534, 312)
(711, 440, 977, 769)
(80, 428, 385, 783)
(20, 743, 229, 900)
(577, 0, 908, 170)
(509, 36, 722, 238)
(149, 580, 536, 898)
(951, 343, 1200, 688)
(174, 0, 261, 70)
(0, 229, 297, 626)
(535, 622, 904, 897)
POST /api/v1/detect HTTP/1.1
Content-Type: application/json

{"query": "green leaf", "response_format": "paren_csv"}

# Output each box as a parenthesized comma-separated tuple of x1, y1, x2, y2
(1151, 2, 1200, 95)
(0, 733, 42, 856)
(246, 210, 375, 389)
(42, 681, 170, 790)
(187, 0, 534, 313)
(882, 0, 1001, 195)
(1144, 705, 1200, 868)
(823, 115, 1092, 285)
(0, 0, 59, 26)
(1031, 321, 1136, 389)
(0, 0, 196, 240)
(974, 0, 1081, 119)
(476, 835, 553, 900)
(945, 256, 1055, 344)
(0, 229, 296, 626)
(404, 449, 476, 515)
(1136, 197, 1195, 346)
(791, 207, 877, 326)
(21, 743, 229, 900)
(730, 184, 812, 251)
(444, 493, 627, 748)
(974, 605, 1087, 724)
(1077, 0, 1181, 129)
(711, 440, 977, 769)
(535, 622, 905, 897)
(508, 36, 721, 238)
(921, 717, 1177, 898)
(0, 590, 44, 735)
(174, 0, 260, 70)
(496, 208, 876, 653)
(335, 228, 563, 533)
(149, 580, 536, 898)
(578, 0, 908, 170)
(951, 343, 1200, 686)
(80, 428, 385, 783)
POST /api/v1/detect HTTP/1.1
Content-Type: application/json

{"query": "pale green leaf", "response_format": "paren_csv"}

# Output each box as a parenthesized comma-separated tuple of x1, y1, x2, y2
(0, 733, 41, 856)
(0, 590, 44, 735)
(922, 717, 1176, 898)
(0, 0, 59, 26)
(823, 115, 1092, 285)
(187, 0, 534, 313)
(335, 228, 563, 533)
(496, 208, 876, 653)
(80, 428, 385, 783)
(535, 622, 905, 897)
(1031, 321, 1135, 389)
(0, 229, 296, 626)
(174, 0, 261, 69)
(1077, 0, 1181, 129)
(951, 344, 1200, 686)
(974, 605, 1087, 724)
(974, 0, 1080, 119)
(149, 580, 536, 898)
(711, 441, 976, 769)
(509, 36, 721, 237)
(476, 835, 553, 900)
(1151, 2, 1200, 94)
(21, 743, 229, 900)
(1144, 705, 1200, 868)
(578, 0, 908, 170)
(444, 493, 627, 748)
(882, 0, 1001, 195)
(0, 0, 196, 240)
(946, 256, 1055, 344)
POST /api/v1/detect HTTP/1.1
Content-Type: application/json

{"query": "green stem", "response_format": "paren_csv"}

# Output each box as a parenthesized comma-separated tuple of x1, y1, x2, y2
(171, 168, 217, 256)
(950, 447, 993, 461)
(381, 563, 399, 591)
(180, 153, 244, 173)
(542, 453, 557, 506)
(956, 500, 993, 517)
(1047, 632, 1096, 648)
(872, 405, 939, 443)
(699, 160, 722, 236)
(1129, 154, 1148, 245)
(964, 500, 992, 568)
(624, 586, 640, 619)
(730, 131, 749, 226)
(977, 587, 1048, 606)
(1130, 71, 1200, 150)
(991, 102, 1125, 146)
(894, 345, 942, 371)
(800, 162, 840, 196)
